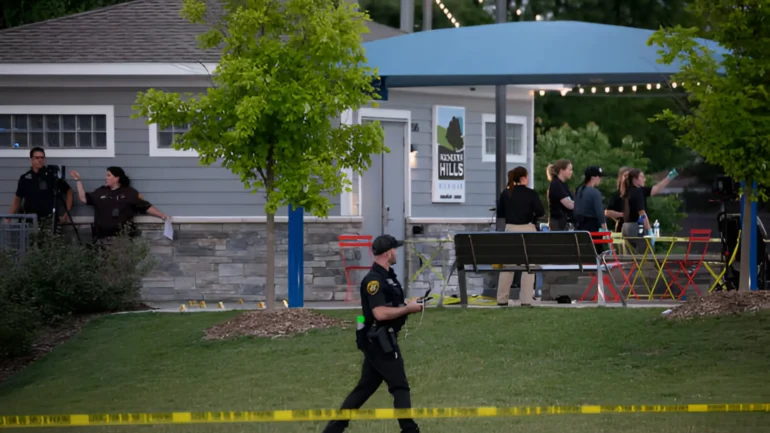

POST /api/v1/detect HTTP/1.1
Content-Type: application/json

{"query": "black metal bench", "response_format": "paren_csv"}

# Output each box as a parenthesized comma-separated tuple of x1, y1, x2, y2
(447, 230, 626, 307)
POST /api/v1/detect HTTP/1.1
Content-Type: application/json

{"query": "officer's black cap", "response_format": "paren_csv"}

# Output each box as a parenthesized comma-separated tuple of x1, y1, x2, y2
(372, 234, 404, 256)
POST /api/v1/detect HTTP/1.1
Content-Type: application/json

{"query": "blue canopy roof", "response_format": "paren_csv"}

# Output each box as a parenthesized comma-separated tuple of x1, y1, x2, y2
(362, 21, 726, 88)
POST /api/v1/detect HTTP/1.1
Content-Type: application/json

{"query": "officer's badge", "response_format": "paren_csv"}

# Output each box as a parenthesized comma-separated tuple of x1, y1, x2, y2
(366, 280, 379, 295)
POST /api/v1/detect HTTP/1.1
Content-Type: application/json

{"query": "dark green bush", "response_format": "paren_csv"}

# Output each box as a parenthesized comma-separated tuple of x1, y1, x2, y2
(0, 229, 157, 359)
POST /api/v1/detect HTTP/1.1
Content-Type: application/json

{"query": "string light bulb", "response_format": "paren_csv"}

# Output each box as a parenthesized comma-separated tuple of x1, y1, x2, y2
(656, 83, 661, 89)
(646, 84, 652, 90)
(539, 90, 545, 96)
(516, 9, 522, 15)
(632, 85, 637, 92)
(535, 14, 542, 21)
(579, 88, 585, 94)
(671, 82, 678, 89)
(604, 87, 610, 93)
(591, 87, 596, 94)
(618, 86, 624, 93)
(435, 0, 461, 27)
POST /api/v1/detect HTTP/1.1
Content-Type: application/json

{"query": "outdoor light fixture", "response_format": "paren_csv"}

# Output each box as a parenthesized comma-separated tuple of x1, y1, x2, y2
(409, 144, 418, 169)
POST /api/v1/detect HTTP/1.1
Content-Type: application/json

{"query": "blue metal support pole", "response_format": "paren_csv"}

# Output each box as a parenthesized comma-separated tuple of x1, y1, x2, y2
(288, 205, 305, 308)
(750, 181, 758, 290)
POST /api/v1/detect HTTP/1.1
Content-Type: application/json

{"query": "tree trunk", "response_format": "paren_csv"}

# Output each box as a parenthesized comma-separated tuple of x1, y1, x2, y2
(265, 211, 276, 310)
(738, 181, 753, 292)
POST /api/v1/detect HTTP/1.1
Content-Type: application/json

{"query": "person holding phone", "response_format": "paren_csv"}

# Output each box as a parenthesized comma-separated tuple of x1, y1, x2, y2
(323, 234, 423, 433)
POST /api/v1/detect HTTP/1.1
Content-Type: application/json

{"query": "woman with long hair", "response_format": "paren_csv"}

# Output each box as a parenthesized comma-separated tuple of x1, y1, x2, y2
(70, 166, 169, 241)
(495, 166, 544, 307)
(608, 166, 679, 232)
(619, 168, 650, 251)
(546, 159, 574, 230)
(573, 166, 608, 232)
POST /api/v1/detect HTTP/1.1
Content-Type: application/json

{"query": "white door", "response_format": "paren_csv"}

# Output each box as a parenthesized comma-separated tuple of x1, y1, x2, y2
(361, 119, 407, 282)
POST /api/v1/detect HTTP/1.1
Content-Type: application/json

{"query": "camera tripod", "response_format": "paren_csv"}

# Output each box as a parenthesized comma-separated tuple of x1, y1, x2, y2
(48, 164, 82, 245)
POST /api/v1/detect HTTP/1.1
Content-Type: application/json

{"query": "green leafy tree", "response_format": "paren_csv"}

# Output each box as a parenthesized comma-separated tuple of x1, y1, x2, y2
(534, 123, 686, 235)
(648, 0, 770, 291)
(133, 0, 386, 310)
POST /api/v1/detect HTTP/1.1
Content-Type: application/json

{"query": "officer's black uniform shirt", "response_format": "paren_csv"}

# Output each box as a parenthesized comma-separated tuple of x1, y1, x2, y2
(547, 178, 573, 220)
(87, 185, 152, 237)
(15, 167, 72, 218)
(497, 185, 545, 225)
(360, 263, 408, 333)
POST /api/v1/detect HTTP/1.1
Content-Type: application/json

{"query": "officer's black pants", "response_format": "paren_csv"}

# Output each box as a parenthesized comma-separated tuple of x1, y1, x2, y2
(323, 344, 419, 433)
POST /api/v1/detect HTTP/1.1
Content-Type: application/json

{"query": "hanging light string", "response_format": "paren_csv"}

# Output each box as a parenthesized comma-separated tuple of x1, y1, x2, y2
(435, 0, 460, 27)
(531, 81, 699, 97)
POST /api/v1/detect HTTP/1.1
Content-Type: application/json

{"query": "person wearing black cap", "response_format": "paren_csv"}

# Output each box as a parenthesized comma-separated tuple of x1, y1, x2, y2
(322, 234, 424, 433)
(573, 166, 608, 233)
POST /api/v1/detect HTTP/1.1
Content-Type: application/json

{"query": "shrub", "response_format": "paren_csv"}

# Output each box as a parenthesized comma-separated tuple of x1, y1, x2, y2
(0, 229, 157, 358)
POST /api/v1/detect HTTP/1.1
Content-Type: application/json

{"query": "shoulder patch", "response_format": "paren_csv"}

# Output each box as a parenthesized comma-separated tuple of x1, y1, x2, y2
(366, 280, 380, 295)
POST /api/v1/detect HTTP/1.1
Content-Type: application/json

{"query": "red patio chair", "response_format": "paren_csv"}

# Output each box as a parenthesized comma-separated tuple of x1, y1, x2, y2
(665, 229, 712, 300)
(579, 232, 626, 303)
(338, 235, 374, 302)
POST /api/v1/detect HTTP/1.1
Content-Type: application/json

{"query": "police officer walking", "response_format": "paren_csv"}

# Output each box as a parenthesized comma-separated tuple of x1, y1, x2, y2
(322, 234, 424, 433)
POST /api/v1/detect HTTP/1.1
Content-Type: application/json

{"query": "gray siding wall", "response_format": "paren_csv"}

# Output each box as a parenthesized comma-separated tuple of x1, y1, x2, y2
(0, 88, 341, 218)
(374, 91, 534, 218)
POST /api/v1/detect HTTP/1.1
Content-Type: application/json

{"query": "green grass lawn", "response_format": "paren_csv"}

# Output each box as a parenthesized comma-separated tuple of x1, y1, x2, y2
(1, 308, 770, 433)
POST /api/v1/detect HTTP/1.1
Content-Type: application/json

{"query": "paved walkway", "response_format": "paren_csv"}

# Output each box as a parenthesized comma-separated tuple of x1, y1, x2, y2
(138, 299, 680, 313)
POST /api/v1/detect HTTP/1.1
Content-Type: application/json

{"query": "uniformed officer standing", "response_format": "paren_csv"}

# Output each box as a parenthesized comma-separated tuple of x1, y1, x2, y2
(323, 234, 424, 433)
(70, 167, 168, 242)
(6, 147, 73, 225)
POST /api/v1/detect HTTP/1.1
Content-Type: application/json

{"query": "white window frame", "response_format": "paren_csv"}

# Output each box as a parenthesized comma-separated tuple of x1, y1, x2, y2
(480, 113, 528, 164)
(148, 123, 199, 157)
(0, 105, 115, 158)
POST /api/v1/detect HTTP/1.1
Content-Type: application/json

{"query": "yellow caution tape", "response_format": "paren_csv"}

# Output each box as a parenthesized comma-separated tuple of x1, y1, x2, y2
(2, 404, 768, 428)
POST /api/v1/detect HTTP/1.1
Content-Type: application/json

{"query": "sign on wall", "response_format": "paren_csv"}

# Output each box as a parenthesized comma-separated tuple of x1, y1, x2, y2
(432, 105, 466, 203)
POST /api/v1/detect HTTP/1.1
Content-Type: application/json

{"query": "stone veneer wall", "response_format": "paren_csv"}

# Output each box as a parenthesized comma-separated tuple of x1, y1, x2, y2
(65, 219, 499, 302)
(134, 220, 363, 302)
(404, 221, 495, 297)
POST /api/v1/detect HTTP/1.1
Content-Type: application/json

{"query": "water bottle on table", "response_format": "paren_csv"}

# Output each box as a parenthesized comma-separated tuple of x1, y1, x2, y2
(653, 219, 660, 237)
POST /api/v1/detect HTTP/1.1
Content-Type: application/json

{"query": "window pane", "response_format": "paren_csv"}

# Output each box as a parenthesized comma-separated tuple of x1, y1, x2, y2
(77, 115, 92, 131)
(94, 115, 106, 131)
(13, 115, 27, 131)
(485, 137, 496, 155)
(29, 133, 45, 146)
(158, 132, 174, 148)
(94, 132, 107, 148)
(46, 132, 60, 147)
(14, 132, 28, 148)
(161, 126, 175, 133)
(78, 132, 92, 147)
(0, 115, 10, 130)
(62, 115, 77, 131)
(62, 132, 77, 147)
(0, 132, 11, 147)
(46, 115, 60, 131)
(29, 115, 45, 131)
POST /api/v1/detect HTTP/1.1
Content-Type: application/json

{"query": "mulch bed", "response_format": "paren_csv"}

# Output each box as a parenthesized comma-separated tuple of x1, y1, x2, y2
(204, 309, 349, 340)
(0, 302, 155, 384)
(664, 291, 770, 321)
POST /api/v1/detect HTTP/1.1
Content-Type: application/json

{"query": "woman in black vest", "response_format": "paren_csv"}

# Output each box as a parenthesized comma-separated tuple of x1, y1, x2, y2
(546, 159, 574, 230)
(495, 166, 544, 307)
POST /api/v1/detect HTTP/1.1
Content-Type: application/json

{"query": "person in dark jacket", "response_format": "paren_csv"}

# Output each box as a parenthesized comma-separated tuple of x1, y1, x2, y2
(495, 166, 545, 307)
(546, 159, 574, 230)
(70, 166, 168, 242)
(573, 166, 608, 232)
